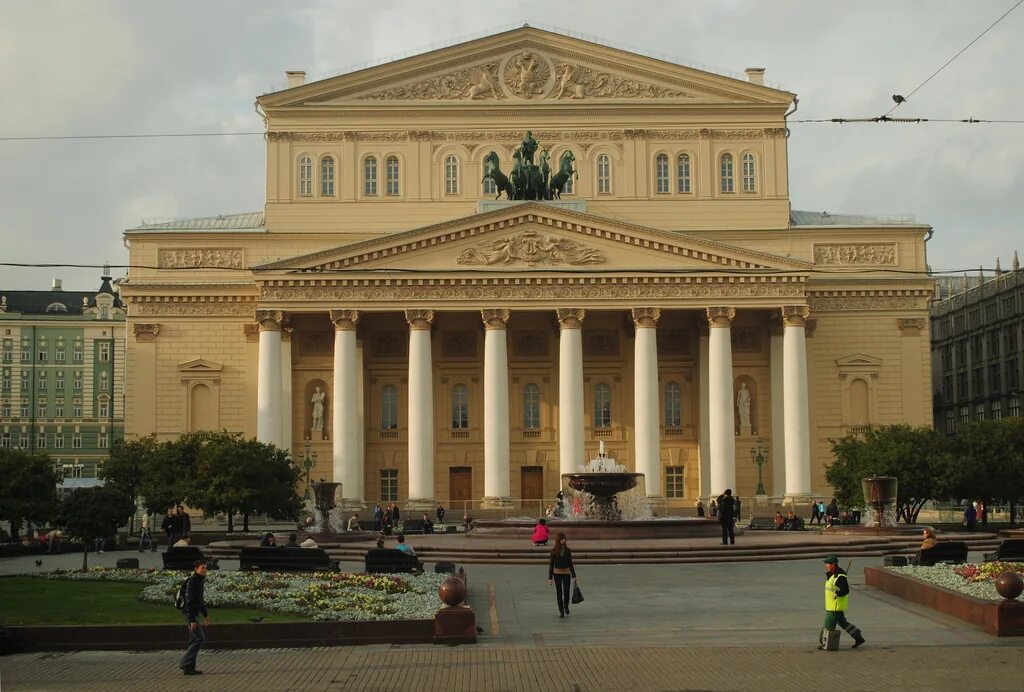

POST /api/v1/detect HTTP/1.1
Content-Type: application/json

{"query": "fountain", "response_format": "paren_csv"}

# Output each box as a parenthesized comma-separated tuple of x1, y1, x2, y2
(309, 481, 341, 535)
(561, 442, 646, 521)
(826, 475, 926, 536)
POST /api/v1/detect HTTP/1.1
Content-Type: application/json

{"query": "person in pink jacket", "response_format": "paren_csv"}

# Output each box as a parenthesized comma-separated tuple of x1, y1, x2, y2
(532, 518, 550, 545)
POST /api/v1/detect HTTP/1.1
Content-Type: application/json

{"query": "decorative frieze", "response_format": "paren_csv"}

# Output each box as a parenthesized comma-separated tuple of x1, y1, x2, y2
(361, 62, 504, 101)
(556, 308, 585, 330)
(158, 249, 243, 270)
(897, 318, 927, 334)
(706, 306, 736, 328)
(630, 307, 661, 328)
(781, 305, 811, 328)
(480, 308, 511, 330)
(552, 62, 690, 99)
(813, 244, 897, 266)
(132, 323, 160, 341)
(131, 297, 255, 316)
(404, 309, 435, 331)
(809, 295, 924, 311)
(329, 309, 359, 331)
(456, 230, 604, 266)
(503, 52, 552, 98)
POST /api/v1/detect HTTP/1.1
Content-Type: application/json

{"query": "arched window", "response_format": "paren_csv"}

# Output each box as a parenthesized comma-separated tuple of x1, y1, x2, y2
(386, 156, 400, 196)
(381, 384, 398, 429)
(742, 153, 756, 192)
(720, 153, 734, 193)
(523, 383, 540, 430)
(664, 381, 682, 428)
(677, 153, 692, 193)
(451, 384, 469, 429)
(594, 382, 612, 429)
(655, 153, 670, 194)
(320, 156, 335, 196)
(298, 155, 313, 197)
(363, 156, 378, 196)
(444, 155, 459, 195)
(596, 154, 611, 194)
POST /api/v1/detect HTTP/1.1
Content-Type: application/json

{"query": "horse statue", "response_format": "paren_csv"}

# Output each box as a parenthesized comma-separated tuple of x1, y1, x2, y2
(510, 149, 528, 199)
(538, 149, 551, 197)
(481, 151, 515, 200)
(549, 150, 576, 199)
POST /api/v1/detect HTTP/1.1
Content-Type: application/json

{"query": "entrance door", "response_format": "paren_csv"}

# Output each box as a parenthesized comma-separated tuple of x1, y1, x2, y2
(521, 466, 544, 500)
(449, 467, 473, 505)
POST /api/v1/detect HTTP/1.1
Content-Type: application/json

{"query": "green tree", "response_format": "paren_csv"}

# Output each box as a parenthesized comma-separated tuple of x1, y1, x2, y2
(137, 431, 209, 513)
(826, 424, 958, 523)
(54, 485, 136, 570)
(100, 435, 159, 534)
(0, 449, 61, 541)
(953, 418, 1024, 523)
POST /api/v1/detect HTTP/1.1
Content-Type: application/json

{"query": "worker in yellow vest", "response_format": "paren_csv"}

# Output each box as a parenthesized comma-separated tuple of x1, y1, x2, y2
(819, 554, 866, 650)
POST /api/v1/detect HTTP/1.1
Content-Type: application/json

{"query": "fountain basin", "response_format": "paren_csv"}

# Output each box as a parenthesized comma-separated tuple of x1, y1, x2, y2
(565, 472, 642, 499)
(468, 517, 723, 540)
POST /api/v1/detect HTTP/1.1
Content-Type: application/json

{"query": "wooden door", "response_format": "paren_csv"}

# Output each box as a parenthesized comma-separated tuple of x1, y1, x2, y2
(449, 467, 473, 503)
(521, 466, 544, 500)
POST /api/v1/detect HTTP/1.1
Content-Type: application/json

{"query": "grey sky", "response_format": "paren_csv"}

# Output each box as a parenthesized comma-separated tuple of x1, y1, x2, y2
(1, 0, 1021, 291)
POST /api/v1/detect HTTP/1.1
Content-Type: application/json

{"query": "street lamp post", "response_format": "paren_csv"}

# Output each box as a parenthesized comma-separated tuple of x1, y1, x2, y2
(300, 440, 318, 501)
(750, 437, 769, 496)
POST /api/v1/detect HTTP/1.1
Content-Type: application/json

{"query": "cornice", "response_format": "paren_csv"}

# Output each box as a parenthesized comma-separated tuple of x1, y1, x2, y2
(264, 104, 787, 120)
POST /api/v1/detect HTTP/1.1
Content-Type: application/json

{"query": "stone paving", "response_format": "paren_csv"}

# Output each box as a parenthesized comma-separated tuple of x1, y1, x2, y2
(2, 553, 1023, 690)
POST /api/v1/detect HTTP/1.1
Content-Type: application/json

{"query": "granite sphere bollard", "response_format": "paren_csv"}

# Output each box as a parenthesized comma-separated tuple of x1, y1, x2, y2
(994, 571, 1023, 600)
(438, 576, 467, 607)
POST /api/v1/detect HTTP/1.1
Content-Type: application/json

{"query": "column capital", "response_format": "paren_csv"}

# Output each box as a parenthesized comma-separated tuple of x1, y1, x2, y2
(556, 308, 585, 330)
(405, 309, 435, 330)
(281, 327, 294, 342)
(481, 308, 510, 330)
(631, 307, 661, 329)
(705, 306, 736, 328)
(781, 305, 811, 328)
(330, 309, 360, 331)
(255, 309, 284, 332)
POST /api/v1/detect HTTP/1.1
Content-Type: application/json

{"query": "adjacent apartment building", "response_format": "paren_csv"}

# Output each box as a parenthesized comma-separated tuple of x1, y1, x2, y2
(0, 272, 126, 481)
(931, 254, 1024, 433)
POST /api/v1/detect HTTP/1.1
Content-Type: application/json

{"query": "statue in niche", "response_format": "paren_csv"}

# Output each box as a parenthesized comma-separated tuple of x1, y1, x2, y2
(311, 386, 326, 431)
(736, 382, 752, 429)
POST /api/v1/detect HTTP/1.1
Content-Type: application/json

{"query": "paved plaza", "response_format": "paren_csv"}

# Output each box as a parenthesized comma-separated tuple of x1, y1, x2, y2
(2, 552, 1023, 690)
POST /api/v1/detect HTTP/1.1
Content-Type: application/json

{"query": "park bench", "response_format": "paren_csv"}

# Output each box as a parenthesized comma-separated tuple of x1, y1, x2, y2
(916, 540, 969, 566)
(161, 546, 219, 571)
(747, 516, 776, 530)
(401, 519, 425, 534)
(364, 548, 422, 574)
(239, 546, 339, 572)
(983, 539, 1024, 562)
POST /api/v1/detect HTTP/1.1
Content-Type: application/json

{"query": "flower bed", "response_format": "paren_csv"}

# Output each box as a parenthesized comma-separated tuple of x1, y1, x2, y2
(888, 562, 1024, 601)
(31, 568, 445, 621)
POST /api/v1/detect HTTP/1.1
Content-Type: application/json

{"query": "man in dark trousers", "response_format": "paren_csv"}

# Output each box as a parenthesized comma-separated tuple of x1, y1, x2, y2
(177, 505, 192, 538)
(717, 489, 736, 545)
(180, 558, 211, 675)
(161, 508, 178, 550)
(819, 555, 865, 650)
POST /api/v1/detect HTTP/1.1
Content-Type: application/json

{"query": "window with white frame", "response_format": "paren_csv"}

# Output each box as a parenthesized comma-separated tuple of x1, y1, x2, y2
(655, 153, 670, 194)
(298, 155, 313, 197)
(1010, 396, 1020, 417)
(21, 370, 28, 387)
(72, 433, 82, 449)
(99, 432, 108, 448)
(720, 153, 734, 193)
(17, 433, 27, 448)
(1, 401, 9, 417)
(482, 176, 496, 196)
(73, 343, 82, 362)
(364, 156, 378, 196)
(37, 431, 46, 448)
(451, 383, 469, 429)
(386, 156, 400, 196)
(677, 153, 692, 193)
(1, 370, 9, 390)
(975, 403, 985, 420)
(20, 401, 29, 417)
(596, 154, 611, 194)
(741, 153, 757, 192)
(444, 155, 459, 195)
(37, 372, 46, 390)
(55, 403, 63, 418)
(523, 383, 540, 430)
(38, 344, 48, 362)
(379, 469, 398, 502)
(320, 156, 335, 196)
(1, 341, 10, 363)
(55, 434, 64, 449)
(56, 372, 64, 390)
(37, 402, 46, 418)
(98, 398, 109, 417)
(380, 384, 398, 430)
(594, 382, 612, 428)
(98, 343, 110, 362)
(56, 345, 65, 362)
(99, 371, 109, 391)
(664, 381, 682, 428)
(992, 401, 1002, 419)
(73, 372, 82, 391)
(665, 466, 685, 498)
(73, 402, 82, 417)
(21, 344, 30, 362)
(0, 432, 9, 447)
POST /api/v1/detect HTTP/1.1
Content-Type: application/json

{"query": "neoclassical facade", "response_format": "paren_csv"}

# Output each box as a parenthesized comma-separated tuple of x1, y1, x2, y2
(120, 27, 934, 509)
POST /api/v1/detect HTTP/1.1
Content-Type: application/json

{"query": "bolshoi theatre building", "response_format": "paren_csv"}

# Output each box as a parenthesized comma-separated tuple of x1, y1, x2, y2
(119, 27, 934, 511)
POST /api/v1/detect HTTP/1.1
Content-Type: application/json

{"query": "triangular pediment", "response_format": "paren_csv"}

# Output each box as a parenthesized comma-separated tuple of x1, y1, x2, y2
(259, 27, 793, 109)
(836, 353, 882, 368)
(254, 202, 811, 275)
(178, 358, 223, 373)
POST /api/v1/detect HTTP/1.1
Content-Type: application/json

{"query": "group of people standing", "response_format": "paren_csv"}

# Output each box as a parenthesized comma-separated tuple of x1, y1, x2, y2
(809, 499, 840, 526)
(159, 505, 192, 550)
(963, 500, 988, 530)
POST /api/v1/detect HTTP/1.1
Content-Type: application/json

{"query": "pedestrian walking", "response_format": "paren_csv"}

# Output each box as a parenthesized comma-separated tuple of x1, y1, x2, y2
(161, 508, 176, 550)
(177, 505, 192, 538)
(818, 555, 865, 650)
(138, 515, 154, 552)
(963, 502, 977, 531)
(436, 503, 446, 524)
(373, 503, 383, 531)
(717, 489, 736, 545)
(810, 500, 821, 525)
(547, 533, 577, 618)
(179, 558, 211, 675)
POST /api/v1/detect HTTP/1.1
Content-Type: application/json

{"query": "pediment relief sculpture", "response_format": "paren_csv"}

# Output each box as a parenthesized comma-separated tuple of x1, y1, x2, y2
(550, 61, 692, 100)
(455, 230, 604, 266)
(360, 61, 504, 100)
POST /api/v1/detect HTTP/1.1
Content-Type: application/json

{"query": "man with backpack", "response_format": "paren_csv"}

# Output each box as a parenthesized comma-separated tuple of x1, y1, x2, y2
(177, 558, 211, 675)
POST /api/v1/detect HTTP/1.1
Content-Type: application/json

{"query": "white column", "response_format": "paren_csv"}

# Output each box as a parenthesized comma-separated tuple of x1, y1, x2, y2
(632, 308, 662, 497)
(557, 309, 585, 477)
(707, 307, 736, 495)
(280, 329, 293, 457)
(481, 309, 512, 507)
(782, 306, 812, 500)
(406, 309, 436, 506)
(255, 310, 283, 446)
(330, 309, 361, 504)
(355, 338, 365, 502)
(698, 329, 711, 501)
(769, 325, 787, 498)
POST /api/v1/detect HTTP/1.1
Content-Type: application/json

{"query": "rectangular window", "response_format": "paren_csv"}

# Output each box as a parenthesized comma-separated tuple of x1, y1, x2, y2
(98, 343, 110, 362)
(38, 403, 46, 418)
(56, 347, 65, 363)
(0, 432, 9, 447)
(73, 345, 83, 362)
(1, 401, 9, 417)
(38, 346, 48, 362)
(1009, 360, 1020, 391)
(37, 432, 46, 448)
(74, 372, 82, 391)
(73, 403, 82, 417)
(975, 403, 985, 420)
(99, 433, 108, 448)
(37, 372, 46, 391)
(55, 405, 63, 418)
(99, 374, 109, 391)
(958, 406, 969, 424)
(1, 371, 9, 391)
(56, 372, 64, 390)
(380, 385, 398, 430)
(665, 466, 685, 498)
(20, 401, 29, 417)
(18, 433, 27, 448)
(1010, 397, 1020, 417)
(945, 411, 955, 435)
(451, 386, 469, 430)
(1, 342, 11, 363)
(989, 364, 1001, 393)
(72, 434, 82, 449)
(379, 469, 398, 502)
(55, 434, 65, 448)
(21, 346, 30, 363)
(99, 400, 109, 417)
(992, 401, 1002, 420)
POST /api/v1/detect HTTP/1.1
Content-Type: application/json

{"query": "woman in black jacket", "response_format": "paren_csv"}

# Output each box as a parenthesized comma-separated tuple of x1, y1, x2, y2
(547, 533, 577, 618)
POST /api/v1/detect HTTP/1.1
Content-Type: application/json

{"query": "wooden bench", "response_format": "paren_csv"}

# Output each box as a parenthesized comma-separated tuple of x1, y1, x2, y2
(161, 547, 219, 571)
(747, 516, 776, 530)
(364, 548, 422, 574)
(916, 541, 969, 566)
(239, 546, 339, 572)
(984, 539, 1024, 562)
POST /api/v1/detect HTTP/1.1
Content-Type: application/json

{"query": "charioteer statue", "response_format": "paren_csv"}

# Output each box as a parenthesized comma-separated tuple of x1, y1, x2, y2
(482, 131, 577, 201)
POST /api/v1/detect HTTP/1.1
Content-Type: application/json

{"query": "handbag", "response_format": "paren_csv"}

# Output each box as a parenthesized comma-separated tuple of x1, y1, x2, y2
(571, 581, 584, 604)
